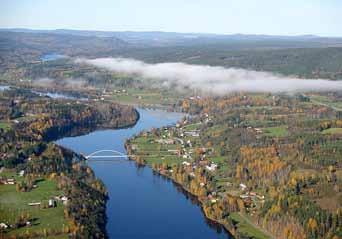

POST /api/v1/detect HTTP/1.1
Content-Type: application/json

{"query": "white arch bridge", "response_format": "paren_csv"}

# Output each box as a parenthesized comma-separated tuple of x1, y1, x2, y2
(84, 150, 133, 162)
(83, 149, 181, 162)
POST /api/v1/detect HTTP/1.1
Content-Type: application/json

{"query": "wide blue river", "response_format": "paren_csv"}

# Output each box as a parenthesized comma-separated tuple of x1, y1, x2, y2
(56, 108, 231, 239)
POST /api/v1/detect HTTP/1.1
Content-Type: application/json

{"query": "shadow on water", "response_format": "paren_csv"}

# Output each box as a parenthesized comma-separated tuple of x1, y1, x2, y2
(150, 168, 233, 237)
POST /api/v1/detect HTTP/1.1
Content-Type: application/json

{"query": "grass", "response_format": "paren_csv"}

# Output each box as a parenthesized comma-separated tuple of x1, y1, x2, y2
(309, 95, 342, 111)
(322, 128, 342, 135)
(183, 123, 201, 131)
(111, 88, 181, 106)
(245, 120, 279, 128)
(210, 156, 227, 164)
(0, 121, 12, 131)
(229, 212, 271, 239)
(131, 135, 182, 166)
(263, 126, 288, 137)
(0, 171, 69, 237)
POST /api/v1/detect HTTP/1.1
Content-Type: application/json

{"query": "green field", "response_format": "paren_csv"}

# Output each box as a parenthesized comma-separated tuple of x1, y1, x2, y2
(229, 212, 271, 239)
(263, 126, 288, 137)
(0, 121, 12, 131)
(322, 128, 342, 135)
(111, 88, 181, 106)
(0, 171, 69, 237)
(131, 136, 181, 166)
(309, 95, 342, 111)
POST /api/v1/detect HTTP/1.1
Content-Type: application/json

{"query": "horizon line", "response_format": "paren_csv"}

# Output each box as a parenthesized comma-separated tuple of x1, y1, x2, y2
(1, 27, 342, 38)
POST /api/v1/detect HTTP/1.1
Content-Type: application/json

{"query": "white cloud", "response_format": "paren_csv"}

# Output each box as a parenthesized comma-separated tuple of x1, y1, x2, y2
(75, 57, 342, 95)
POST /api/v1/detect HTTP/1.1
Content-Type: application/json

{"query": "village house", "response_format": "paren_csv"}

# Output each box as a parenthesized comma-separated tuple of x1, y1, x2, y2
(48, 199, 57, 208)
(54, 195, 69, 205)
(0, 222, 8, 229)
(254, 128, 263, 134)
(239, 183, 247, 191)
(211, 199, 217, 204)
(61, 196, 69, 205)
(226, 182, 233, 187)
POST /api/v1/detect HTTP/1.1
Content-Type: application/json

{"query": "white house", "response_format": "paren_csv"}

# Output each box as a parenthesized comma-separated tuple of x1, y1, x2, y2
(239, 183, 247, 191)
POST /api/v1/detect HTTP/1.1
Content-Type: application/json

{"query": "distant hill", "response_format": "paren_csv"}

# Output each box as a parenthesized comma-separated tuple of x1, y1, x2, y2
(2, 28, 342, 48)
(0, 31, 129, 66)
(1, 28, 342, 80)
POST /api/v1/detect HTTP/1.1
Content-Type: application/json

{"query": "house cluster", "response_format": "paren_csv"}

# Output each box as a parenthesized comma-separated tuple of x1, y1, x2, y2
(238, 183, 265, 210)
(180, 159, 218, 176)
(156, 120, 219, 174)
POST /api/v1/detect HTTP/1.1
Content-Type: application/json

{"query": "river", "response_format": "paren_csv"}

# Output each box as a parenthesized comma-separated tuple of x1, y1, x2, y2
(56, 108, 231, 239)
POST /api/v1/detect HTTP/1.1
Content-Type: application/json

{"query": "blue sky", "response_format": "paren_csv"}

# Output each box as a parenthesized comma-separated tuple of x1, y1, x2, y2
(0, 0, 341, 36)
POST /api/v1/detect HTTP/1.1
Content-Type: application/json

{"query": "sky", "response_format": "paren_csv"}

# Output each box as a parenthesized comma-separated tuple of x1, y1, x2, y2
(0, 0, 341, 36)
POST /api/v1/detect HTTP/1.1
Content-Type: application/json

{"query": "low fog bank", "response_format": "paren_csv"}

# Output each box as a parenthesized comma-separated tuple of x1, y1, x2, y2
(33, 77, 90, 89)
(75, 57, 342, 95)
